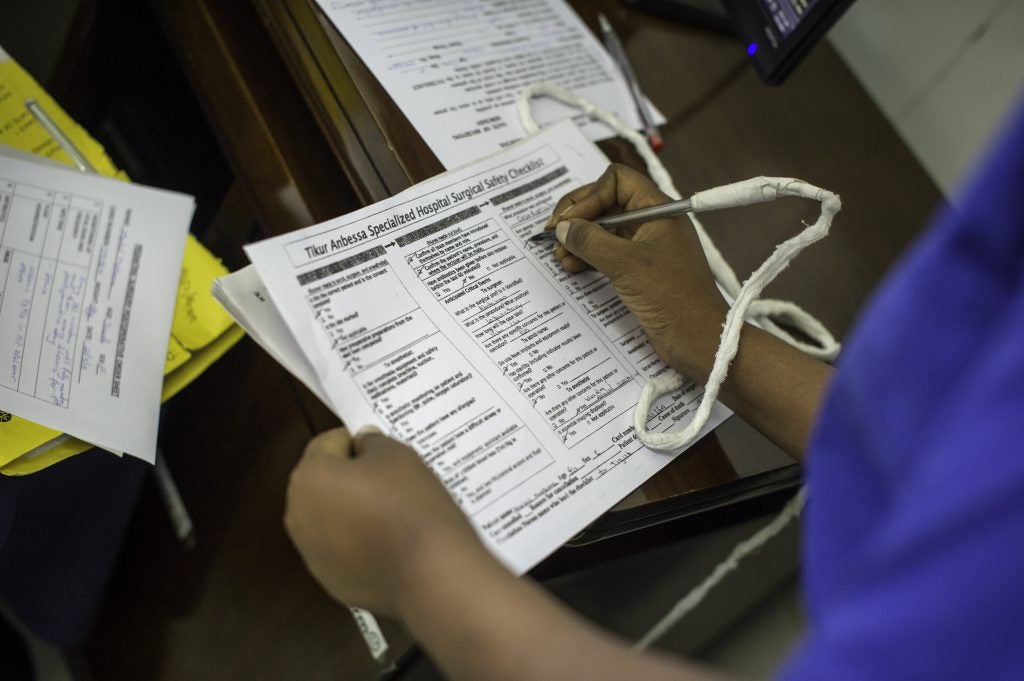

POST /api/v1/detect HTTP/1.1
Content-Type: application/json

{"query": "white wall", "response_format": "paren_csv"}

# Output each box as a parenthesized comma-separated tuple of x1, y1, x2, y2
(829, 0, 1024, 198)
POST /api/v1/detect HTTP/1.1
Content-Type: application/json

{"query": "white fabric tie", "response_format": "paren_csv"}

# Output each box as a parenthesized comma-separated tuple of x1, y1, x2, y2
(516, 82, 833, 648)
(517, 82, 840, 451)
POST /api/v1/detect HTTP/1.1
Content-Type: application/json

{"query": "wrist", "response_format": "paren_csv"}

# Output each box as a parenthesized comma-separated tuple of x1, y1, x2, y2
(664, 300, 730, 384)
(395, 527, 503, 625)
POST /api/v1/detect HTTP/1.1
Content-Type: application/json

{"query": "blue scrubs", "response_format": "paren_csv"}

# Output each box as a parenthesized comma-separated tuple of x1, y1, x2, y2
(781, 97, 1024, 680)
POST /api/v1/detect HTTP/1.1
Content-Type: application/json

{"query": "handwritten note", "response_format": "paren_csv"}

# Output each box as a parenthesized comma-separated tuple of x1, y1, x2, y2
(0, 153, 193, 461)
(171, 235, 235, 350)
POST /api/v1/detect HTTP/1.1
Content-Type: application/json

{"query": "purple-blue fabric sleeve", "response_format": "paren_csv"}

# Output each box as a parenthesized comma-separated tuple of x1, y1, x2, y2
(779, 95, 1024, 681)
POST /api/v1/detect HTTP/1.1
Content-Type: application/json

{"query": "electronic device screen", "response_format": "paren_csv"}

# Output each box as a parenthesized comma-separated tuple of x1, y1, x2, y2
(625, 0, 855, 84)
(726, 0, 854, 83)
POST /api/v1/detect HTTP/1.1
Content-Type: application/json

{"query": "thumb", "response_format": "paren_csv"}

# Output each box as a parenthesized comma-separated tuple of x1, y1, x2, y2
(303, 426, 354, 460)
(556, 218, 633, 279)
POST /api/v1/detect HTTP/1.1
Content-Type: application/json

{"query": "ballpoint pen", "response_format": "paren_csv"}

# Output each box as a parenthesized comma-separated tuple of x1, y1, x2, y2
(528, 177, 811, 243)
(597, 13, 663, 152)
(529, 196, 693, 243)
(25, 98, 97, 173)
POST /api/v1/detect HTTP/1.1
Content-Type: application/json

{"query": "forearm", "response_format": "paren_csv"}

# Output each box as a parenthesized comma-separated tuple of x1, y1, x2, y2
(399, 535, 729, 681)
(677, 320, 833, 461)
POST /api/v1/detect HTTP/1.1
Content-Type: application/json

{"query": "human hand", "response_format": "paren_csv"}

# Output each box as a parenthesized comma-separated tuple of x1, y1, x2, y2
(546, 163, 728, 382)
(284, 427, 487, 617)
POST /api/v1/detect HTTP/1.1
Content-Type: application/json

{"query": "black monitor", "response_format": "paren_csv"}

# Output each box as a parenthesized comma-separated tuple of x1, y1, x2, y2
(625, 0, 856, 84)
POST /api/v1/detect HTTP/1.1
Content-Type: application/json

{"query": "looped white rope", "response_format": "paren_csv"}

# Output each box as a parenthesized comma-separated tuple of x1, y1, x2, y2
(636, 176, 841, 449)
(516, 82, 824, 649)
(517, 82, 840, 452)
(633, 487, 807, 651)
(517, 82, 675, 194)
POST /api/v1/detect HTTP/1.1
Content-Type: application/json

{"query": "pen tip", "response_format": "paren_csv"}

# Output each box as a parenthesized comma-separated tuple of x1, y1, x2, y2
(650, 135, 664, 152)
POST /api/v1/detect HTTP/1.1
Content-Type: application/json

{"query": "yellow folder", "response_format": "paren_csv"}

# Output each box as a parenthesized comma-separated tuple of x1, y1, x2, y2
(0, 50, 243, 474)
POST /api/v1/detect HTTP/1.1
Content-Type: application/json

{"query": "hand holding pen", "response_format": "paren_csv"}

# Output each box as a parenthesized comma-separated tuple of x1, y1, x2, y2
(539, 163, 730, 379)
(531, 170, 800, 245)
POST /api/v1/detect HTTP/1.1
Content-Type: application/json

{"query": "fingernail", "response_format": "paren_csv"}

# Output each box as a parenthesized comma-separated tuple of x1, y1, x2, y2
(555, 220, 571, 244)
(355, 424, 382, 438)
(547, 201, 575, 229)
(351, 424, 384, 458)
(548, 204, 573, 231)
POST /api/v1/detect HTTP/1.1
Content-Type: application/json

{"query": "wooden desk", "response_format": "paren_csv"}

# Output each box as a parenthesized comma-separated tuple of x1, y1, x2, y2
(129, 0, 943, 678)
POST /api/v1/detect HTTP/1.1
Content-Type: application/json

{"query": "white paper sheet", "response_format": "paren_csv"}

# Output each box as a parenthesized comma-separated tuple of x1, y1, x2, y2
(240, 121, 727, 573)
(314, 0, 664, 169)
(0, 153, 193, 461)
(212, 265, 331, 406)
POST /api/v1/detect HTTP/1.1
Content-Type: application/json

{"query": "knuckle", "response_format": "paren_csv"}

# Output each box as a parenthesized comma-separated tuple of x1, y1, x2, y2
(609, 162, 632, 176)
(640, 185, 670, 206)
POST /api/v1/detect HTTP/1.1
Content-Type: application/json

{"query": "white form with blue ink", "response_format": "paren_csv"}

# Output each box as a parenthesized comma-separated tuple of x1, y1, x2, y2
(0, 151, 193, 461)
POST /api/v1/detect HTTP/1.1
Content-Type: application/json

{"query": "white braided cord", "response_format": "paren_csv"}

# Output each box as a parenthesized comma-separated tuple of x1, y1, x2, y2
(517, 82, 840, 451)
(515, 82, 830, 648)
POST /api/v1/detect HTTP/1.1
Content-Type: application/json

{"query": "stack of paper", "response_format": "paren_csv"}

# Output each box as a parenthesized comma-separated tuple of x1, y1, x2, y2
(214, 121, 729, 574)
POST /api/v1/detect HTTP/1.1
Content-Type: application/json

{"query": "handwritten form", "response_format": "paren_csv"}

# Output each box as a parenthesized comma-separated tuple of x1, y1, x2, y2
(314, 0, 664, 169)
(0, 153, 193, 461)
(239, 121, 727, 572)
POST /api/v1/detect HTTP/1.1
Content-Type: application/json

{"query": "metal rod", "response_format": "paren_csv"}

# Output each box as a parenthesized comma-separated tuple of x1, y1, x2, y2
(25, 98, 96, 173)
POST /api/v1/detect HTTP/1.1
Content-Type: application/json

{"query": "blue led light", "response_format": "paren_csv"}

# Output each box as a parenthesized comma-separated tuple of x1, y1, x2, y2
(747, 42, 758, 56)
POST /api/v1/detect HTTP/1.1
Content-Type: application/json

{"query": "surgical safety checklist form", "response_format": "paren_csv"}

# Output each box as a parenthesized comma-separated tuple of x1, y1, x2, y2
(239, 122, 728, 573)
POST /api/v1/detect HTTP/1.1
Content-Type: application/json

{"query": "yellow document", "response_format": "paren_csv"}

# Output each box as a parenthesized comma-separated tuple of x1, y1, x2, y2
(0, 414, 68, 466)
(160, 234, 243, 403)
(172, 235, 237, 350)
(165, 335, 192, 375)
(0, 47, 122, 178)
(0, 430, 84, 476)
(162, 324, 246, 403)
(0, 48, 242, 474)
